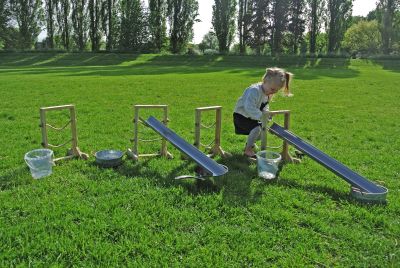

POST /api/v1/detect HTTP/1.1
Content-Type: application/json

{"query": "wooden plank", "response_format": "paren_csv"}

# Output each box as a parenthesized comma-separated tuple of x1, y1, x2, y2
(268, 110, 290, 116)
(196, 106, 222, 112)
(138, 153, 161, 157)
(40, 104, 75, 111)
(134, 105, 168, 108)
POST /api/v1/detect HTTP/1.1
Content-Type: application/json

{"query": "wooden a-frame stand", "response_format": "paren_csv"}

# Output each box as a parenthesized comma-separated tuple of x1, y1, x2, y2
(261, 110, 300, 163)
(194, 106, 231, 158)
(127, 105, 173, 161)
(39, 104, 89, 162)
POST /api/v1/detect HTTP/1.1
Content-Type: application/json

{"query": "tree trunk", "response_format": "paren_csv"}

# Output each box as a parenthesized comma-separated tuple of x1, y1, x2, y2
(106, 0, 112, 51)
(48, 0, 54, 48)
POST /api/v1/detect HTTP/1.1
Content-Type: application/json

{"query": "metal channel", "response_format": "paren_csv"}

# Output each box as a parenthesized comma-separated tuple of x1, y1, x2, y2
(269, 123, 385, 194)
(145, 116, 228, 177)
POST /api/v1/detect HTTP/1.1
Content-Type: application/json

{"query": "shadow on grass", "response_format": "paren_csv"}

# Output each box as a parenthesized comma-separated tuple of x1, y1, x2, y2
(216, 154, 270, 206)
(1, 157, 365, 205)
(370, 59, 400, 73)
(86, 150, 364, 205)
(0, 53, 140, 67)
(276, 176, 350, 202)
(107, 153, 267, 206)
(0, 53, 360, 80)
(0, 165, 32, 191)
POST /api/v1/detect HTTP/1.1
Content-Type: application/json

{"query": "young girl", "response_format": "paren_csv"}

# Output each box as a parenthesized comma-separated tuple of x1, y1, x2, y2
(233, 67, 293, 159)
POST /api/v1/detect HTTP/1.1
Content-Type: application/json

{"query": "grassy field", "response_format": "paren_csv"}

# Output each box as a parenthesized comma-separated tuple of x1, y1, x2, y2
(0, 53, 399, 266)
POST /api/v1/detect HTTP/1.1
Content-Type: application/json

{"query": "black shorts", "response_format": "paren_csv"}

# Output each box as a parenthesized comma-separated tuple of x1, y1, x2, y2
(233, 113, 261, 135)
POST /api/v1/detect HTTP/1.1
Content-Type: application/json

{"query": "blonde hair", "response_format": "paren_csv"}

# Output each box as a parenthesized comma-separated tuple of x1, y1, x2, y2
(262, 67, 293, 97)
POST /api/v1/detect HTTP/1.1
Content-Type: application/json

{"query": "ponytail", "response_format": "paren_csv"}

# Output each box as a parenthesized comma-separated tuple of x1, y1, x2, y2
(284, 72, 293, 97)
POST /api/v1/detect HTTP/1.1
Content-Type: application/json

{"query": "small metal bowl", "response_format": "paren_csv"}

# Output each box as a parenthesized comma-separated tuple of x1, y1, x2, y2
(95, 150, 124, 168)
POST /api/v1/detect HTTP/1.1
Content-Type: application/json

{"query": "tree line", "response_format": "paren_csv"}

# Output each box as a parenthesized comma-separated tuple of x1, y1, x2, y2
(208, 0, 400, 55)
(0, 0, 199, 53)
(0, 0, 399, 55)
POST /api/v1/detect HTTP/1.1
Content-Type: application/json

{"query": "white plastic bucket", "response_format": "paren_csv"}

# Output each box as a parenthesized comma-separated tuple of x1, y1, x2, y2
(24, 149, 54, 179)
(256, 151, 281, 180)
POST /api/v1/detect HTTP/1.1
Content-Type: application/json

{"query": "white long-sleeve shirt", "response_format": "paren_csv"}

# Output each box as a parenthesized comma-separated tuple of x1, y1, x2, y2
(234, 83, 269, 120)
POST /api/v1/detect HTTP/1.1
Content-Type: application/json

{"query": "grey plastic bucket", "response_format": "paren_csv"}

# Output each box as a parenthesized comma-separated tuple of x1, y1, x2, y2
(24, 149, 54, 179)
(256, 151, 281, 180)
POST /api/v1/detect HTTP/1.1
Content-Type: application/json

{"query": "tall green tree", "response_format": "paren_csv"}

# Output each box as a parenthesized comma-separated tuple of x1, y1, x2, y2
(237, 0, 253, 54)
(342, 20, 382, 55)
(249, 0, 270, 55)
(167, 0, 199, 53)
(307, 0, 326, 54)
(270, 0, 290, 55)
(212, 0, 237, 53)
(71, 0, 88, 51)
(101, 0, 118, 51)
(45, 0, 56, 48)
(0, 0, 11, 46)
(327, 0, 353, 53)
(10, 0, 44, 49)
(287, 0, 306, 54)
(119, 0, 147, 51)
(198, 30, 218, 52)
(377, 0, 398, 54)
(56, 0, 71, 50)
(88, 0, 101, 51)
(149, 0, 167, 51)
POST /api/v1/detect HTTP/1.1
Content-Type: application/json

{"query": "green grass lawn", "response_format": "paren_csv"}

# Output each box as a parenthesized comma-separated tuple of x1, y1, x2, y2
(0, 53, 399, 266)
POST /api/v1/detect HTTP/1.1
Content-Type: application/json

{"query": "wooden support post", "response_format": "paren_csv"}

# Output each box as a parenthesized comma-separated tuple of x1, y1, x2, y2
(39, 108, 48, 148)
(39, 104, 88, 162)
(281, 112, 291, 162)
(194, 106, 231, 158)
(194, 109, 201, 148)
(261, 112, 268, 151)
(127, 104, 173, 161)
(69, 106, 78, 154)
(160, 106, 170, 158)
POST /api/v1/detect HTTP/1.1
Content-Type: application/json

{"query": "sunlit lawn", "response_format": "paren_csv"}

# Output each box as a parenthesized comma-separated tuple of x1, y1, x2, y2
(0, 53, 399, 266)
